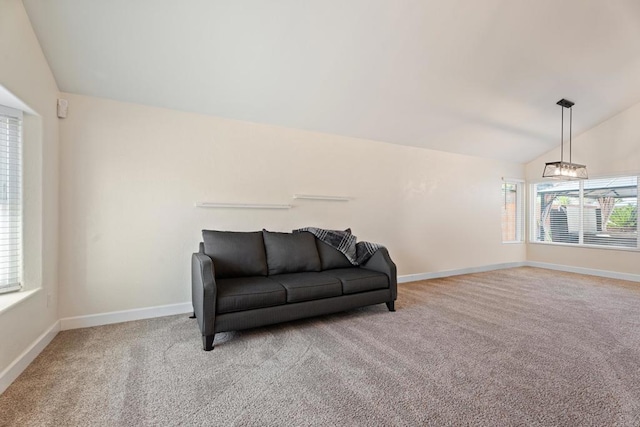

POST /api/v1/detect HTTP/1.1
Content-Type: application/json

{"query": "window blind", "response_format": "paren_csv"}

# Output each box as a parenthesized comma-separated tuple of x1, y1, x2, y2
(532, 177, 638, 249)
(582, 176, 638, 248)
(0, 106, 22, 294)
(502, 181, 523, 242)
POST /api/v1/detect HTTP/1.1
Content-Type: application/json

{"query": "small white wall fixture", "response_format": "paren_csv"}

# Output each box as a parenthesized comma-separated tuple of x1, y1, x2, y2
(293, 194, 352, 201)
(195, 202, 292, 209)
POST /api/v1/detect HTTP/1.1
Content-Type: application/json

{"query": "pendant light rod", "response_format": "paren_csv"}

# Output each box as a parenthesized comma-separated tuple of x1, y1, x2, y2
(570, 106, 572, 164)
(556, 98, 574, 164)
(543, 98, 586, 180)
(560, 104, 564, 164)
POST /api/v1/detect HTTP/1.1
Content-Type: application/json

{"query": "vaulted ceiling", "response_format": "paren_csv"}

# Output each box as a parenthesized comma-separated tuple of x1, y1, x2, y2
(23, 0, 640, 163)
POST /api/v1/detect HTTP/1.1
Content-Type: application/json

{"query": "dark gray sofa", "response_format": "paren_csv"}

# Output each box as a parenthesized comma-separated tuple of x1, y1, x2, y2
(191, 230, 397, 351)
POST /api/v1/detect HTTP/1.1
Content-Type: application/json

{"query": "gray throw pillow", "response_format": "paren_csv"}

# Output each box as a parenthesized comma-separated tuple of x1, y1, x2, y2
(316, 239, 354, 270)
(263, 230, 321, 275)
(202, 230, 268, 278)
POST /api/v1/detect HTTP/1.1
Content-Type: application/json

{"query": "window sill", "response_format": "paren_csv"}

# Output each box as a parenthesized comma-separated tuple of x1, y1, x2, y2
(528, 241, 640, 253)
(0, 288, 41, 316)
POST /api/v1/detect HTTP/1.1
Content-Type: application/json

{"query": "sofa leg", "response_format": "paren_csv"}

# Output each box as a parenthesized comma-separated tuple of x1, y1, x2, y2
(189, 312, 196, 319)
(386, 301, 395, 312)
(203, 335, 215, 351)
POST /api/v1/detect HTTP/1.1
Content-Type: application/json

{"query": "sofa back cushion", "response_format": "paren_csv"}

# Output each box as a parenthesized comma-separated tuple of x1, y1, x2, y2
(316, 240, 354, 270)
(202, 230, 268, 278)
(263, 230, 321, 275)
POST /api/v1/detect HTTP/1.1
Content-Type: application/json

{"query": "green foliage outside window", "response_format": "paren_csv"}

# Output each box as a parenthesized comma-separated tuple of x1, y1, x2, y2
(608, 204, 638, 229)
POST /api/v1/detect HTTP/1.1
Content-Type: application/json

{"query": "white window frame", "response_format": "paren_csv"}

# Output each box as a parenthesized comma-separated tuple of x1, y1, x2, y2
(529, 174, 640, 252)
(502, 178, 525, 243)
(0, 104, 23, 295)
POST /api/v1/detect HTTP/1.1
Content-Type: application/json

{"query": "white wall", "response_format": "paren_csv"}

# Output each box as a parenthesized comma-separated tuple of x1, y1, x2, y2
(0, 0, 59, 374)
(526, 101, 640, 275)
(59, 93, 525, 318)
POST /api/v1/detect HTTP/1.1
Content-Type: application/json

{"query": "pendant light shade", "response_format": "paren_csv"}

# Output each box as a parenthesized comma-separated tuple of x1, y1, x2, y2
(542, 161, 588, 179)
(542, 99, 588, 180)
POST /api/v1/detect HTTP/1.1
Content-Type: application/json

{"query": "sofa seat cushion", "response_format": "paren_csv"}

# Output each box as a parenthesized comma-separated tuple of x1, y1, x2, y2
(323, 268, 389, 295)
(216, 277, 286, 314)
(269, 272, 342, 303)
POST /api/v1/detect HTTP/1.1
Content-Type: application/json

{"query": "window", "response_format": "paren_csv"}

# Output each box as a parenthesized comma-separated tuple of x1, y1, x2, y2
(0, 105, 22, 294)
(502, 180, 524, 243)
(531, 176, 638, 249)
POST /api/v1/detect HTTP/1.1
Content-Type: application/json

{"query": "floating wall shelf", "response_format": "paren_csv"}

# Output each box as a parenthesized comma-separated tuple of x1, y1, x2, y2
(293, 194, 352, 201)
(195, 202, 292, 209)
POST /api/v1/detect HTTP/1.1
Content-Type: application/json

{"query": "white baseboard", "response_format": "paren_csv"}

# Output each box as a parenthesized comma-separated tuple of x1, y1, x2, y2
(60, 302, 193, 331)
(526, 261, 640, 283)
(0, 321, 60, 395)
(398, 260, 640, 284)
(398, 262, 527, 283)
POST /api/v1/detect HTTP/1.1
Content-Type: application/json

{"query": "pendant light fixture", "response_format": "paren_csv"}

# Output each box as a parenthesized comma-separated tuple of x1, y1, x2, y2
(542, 99, 588, 180)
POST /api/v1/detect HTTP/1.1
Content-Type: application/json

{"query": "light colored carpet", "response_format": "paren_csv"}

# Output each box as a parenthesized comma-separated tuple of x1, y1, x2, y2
(1, 267, 640, 426)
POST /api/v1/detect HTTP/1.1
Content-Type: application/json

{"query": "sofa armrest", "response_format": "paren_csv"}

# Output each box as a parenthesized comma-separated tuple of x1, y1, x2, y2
(361, 247, 397, 301)
(191, 252, 217, 336)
